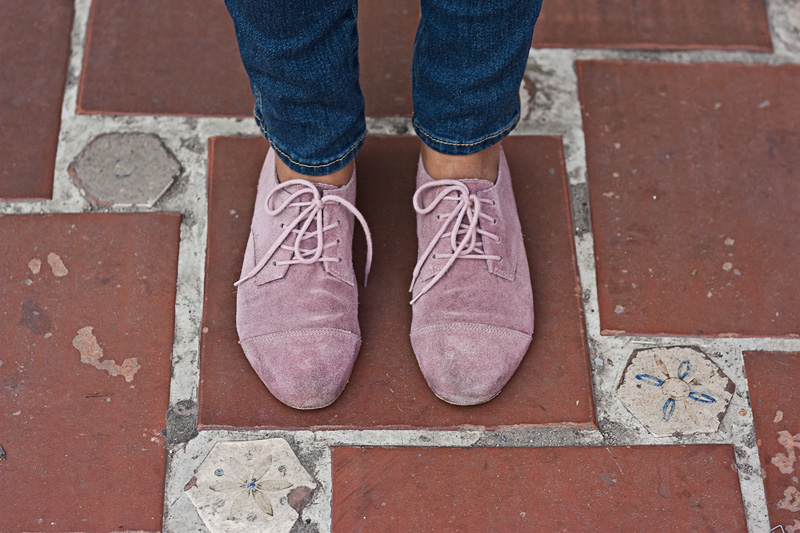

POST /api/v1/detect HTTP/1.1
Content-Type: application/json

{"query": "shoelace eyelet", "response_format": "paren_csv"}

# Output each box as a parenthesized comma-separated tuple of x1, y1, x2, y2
(409, 179, 503, 304)
(234, 179, 373, 288)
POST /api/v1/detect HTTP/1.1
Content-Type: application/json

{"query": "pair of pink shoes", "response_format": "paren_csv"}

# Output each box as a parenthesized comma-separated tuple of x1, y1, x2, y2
(235, 148, 534, 409)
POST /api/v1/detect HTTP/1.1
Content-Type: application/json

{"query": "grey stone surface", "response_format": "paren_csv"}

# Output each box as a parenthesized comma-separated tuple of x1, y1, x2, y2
(69, 132, 182, 208)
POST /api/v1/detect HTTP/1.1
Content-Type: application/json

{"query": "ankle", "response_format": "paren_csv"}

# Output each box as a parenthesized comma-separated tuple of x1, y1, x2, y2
(420, 142, 501, 183)
(276, 156, 354, 187)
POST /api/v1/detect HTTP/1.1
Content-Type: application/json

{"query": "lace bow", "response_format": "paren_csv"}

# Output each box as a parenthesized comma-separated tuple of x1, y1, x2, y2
(235, 179, 372, 287)
(409, 180, 501, 304)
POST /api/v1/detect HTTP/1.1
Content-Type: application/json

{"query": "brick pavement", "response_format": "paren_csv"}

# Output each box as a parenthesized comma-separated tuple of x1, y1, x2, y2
(2, 0, 799, 531)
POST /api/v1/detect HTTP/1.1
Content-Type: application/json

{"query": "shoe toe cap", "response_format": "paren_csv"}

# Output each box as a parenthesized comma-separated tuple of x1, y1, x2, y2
(241, 328, 361, 410)
(410, 323, 531, 406)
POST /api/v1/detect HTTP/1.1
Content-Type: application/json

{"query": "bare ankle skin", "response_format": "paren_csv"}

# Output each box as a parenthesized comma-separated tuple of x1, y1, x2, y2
(275, 155, 354, 187)
(420, 142, 501, 183)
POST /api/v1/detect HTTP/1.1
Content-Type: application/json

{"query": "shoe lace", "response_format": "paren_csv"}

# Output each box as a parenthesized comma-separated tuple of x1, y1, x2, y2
(234, 179, 373, 287)
(409, 180, 501, 304)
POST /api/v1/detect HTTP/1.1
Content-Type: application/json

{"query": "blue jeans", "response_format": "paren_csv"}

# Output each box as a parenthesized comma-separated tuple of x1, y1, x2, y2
(225, 0, 543, 176)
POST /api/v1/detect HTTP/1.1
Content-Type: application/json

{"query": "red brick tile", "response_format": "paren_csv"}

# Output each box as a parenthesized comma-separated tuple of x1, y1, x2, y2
(78, 0, 252, 116)
(199, 137, 594, 428)
(332, 445, 747, 531)
(77, 0, 419, 118)
(198, 135, 594, 429)
(744, 351, 800, 531)
(0, 0, 72, 199)
(352, 0, 774, 118)
(534, 0, 771, 51)
(0, 213, 180, 531)
(358, 0, 417, 116)
(579, 61, 800, 337)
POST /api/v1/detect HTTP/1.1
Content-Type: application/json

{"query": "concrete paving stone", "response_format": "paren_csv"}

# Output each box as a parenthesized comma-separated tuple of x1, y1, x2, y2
(533, 0, 771, 50)
(578, 61, 800, 337)
(744, 351, 800, 531)
(185, 439, 316, 533)
(68, 132, 182, 208)
(198, 135, 594, 429)
(0, 0, 73, 199)
(0, 213, 180, 531)
(617, 346, 734, 437)
(78, 0, 252, 116)
(331, 445, 747, 531)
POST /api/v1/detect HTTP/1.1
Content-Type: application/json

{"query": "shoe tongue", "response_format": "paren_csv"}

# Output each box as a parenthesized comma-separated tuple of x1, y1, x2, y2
(314, 180, 352, 201)
(461, 178, 494, 195)
(314, 182, 338, 191)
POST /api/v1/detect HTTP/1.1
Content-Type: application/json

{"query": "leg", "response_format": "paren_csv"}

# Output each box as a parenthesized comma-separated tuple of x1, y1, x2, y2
(420, 142, 502, 183)
(226, 0, 372, 409)
(413, 0, 542, 182)
(225, 0, 365, 183)
(409, 0, 542, 405)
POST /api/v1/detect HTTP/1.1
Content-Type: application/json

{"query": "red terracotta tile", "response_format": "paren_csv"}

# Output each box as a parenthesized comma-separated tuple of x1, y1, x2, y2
(358, 0, 417, 116)
(0, 213, 180, 531)
(332, 445, 747, 531)
(579, 61, 800, 337)
(78, 0, 252, 116)
(533, 0, 771, 51)
(198, 135, 594, 429)
(744, 351, 800, 531)
(0, 0, 72, 199)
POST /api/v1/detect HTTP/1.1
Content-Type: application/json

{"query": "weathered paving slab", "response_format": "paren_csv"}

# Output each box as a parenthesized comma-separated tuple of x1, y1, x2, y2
(332, 445, 748, 531)
(78, 0, 252, 116)
(579, 61, 800, 337)
(198, 135, 595, 430)
(533, 0, 771, 50)
(744, 351, 800, 531)
(0, 213, 181, 531)
(0, 0, 73, 200)
(69, 132, 182, 208)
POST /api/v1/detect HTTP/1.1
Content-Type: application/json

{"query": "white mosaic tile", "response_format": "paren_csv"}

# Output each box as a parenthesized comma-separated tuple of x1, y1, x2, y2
(617, 346, 735, 437)
(185, 439, 316, 533)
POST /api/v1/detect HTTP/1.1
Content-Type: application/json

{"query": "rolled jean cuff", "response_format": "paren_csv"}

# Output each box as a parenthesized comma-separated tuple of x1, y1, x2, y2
(412, 110, 520, 156)
(254, 113, 365, 176)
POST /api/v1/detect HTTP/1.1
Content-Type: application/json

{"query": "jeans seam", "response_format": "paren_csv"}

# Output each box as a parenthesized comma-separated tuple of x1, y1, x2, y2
(413, 114, 519, 148)
(255, 113, 365, 169)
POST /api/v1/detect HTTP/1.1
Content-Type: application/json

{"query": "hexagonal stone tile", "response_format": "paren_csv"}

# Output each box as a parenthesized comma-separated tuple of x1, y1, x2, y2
(69, 132, 182, 208)
(617, 346, 735, 437)
(185, 439, 316, 532)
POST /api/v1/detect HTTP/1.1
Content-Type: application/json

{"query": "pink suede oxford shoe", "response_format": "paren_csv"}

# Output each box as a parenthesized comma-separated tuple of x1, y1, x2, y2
(409, 147, 534, 405)
(235, 148, 372, 409)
